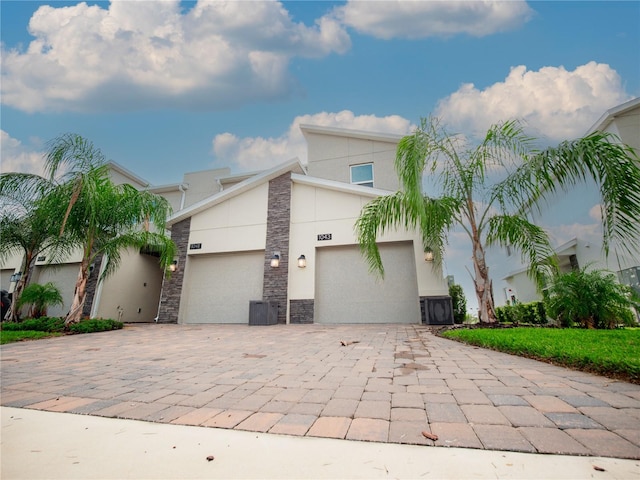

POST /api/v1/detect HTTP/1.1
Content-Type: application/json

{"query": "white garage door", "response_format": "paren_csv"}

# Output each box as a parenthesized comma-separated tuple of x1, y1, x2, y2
(315, 242, 420, 324)
(182, 251, 264, 324)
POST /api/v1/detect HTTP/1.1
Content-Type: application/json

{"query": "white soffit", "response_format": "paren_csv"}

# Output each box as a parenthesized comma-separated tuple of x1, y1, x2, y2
(291, 172, 393, 198)
(299, 124, 404, 144)
(586, 97, 640, 135)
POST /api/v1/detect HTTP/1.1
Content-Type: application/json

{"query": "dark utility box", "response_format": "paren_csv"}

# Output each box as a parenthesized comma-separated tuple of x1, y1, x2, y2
(421, 296, 454, 325)
(249, 300, 278, 325)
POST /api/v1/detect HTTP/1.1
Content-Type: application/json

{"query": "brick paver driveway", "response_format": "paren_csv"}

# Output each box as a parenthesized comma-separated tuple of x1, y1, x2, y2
(1, 324, 639, 459)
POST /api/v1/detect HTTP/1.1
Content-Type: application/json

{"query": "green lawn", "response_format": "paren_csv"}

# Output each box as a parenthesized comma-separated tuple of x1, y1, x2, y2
(1, 330, 62, 344)
(441, 327, 640, 384)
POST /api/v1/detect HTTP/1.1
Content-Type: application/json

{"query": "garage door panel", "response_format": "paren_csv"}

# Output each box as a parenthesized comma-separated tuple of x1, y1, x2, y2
(183, 252, 263, 324)
(315, 242, 419, 324)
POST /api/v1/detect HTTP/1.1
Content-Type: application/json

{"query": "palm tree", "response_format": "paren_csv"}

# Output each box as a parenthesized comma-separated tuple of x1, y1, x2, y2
(42, 133, 177, 325)
(0, 174, 76, 321)
(2, 133, 176, 325)
(17, 282, 64, 318)
(356, 118, 640, 323)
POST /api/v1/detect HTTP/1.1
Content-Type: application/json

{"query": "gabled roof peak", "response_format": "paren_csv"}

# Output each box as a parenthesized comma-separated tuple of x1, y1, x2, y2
(167, 158, 305, 226)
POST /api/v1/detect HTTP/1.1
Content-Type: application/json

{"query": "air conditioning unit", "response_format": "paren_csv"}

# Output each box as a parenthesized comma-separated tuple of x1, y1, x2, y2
(421, 296, 454, 325)
(249, 300, 278, 325)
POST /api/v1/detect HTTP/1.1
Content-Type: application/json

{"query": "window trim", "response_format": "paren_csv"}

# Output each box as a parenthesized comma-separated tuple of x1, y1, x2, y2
(350, 163, 374, 187)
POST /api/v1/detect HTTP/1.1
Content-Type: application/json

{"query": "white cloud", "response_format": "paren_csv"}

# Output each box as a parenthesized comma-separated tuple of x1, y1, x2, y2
(435, 62, 631, 141)
(1, 0, 350, 113)
(333, 0, 533, 39)
(546, 222, 602, 248)
(0, 131, 46, 176)
(589, 204, 603, 222)
(212, 110, 413, 171)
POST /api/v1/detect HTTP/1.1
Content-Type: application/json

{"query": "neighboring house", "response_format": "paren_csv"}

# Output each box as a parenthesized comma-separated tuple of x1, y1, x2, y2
(1, 162, 165, 321)
(495, 97, 640, 305)
(2, 125, 452, 324)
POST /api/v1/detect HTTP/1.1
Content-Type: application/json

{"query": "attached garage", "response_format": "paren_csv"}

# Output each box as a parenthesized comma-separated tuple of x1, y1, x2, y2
(314, 242, 420, 324)
(181, 251, 264, 324)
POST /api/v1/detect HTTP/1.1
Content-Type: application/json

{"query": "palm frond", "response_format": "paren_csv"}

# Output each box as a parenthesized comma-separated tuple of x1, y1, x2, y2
(497, 132, 640, 256)
(486, 214, 558, 289)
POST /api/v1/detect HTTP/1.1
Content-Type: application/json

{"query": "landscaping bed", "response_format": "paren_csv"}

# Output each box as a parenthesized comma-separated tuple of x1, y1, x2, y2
(1, 317, 123, 344)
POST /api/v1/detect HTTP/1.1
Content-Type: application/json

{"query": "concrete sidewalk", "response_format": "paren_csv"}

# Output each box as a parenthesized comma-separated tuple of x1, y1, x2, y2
(1, 323, 639, 473)
(3, 407, 638, 479)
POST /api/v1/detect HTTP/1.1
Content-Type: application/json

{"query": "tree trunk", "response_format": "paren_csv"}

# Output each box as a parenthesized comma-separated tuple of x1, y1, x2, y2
(65, 258, 90, 326)
(472, 234, 496, 323)
(7, 254, 35, 322)
(8, 276, 26, 321)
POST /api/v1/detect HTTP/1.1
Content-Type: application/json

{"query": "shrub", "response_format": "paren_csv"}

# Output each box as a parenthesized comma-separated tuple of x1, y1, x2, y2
(1, 317, 123, 334)
(449, 284, 467, 324)
(495, 301, 546, 325)
(16, 282, 63, 318)
(1, 317, 65, 332)
(68, 319, 123, 333)
(544, 268, 635, 329)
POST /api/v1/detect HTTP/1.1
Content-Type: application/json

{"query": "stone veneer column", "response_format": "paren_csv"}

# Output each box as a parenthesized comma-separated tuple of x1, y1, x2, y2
(263, 173, 292, 324)
(82, 253, 103, 318)
(158, 217, 191, 323)
(289, 299, 314, 324)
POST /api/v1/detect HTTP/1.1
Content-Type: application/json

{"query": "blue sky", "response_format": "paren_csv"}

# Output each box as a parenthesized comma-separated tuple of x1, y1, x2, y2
(2, 0, 639, 311)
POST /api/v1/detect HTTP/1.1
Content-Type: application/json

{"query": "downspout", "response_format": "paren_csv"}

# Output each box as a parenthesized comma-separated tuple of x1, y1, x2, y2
(178, 184, 188, 211)
(154, 271, 166, 323)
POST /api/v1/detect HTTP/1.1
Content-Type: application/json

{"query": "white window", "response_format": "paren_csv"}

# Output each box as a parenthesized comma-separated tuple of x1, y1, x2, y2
(350, 163, 374, 187)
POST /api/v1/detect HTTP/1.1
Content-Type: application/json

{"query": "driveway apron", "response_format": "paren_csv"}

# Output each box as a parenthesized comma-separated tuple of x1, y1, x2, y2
(1, 324, 638, 459)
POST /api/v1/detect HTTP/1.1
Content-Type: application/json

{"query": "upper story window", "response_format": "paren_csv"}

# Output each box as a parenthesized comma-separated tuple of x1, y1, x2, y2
(350, 163, 374, 187)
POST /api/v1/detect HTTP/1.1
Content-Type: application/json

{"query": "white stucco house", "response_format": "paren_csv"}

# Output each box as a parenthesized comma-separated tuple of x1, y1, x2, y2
(157, 125, 451, 325)
(493, 97, 640, 306)
(2, 124, 453, 325)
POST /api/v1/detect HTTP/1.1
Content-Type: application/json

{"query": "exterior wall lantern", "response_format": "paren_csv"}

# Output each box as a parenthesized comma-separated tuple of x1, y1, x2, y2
(424, 248, 434, 262)
(10, 272, 22, 283)
(270, 252, 280, 268)
(297, 254, 306, 268)
(169, 259, 178, 272)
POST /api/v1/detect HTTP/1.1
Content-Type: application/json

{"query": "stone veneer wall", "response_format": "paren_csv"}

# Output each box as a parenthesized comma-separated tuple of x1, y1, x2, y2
(289, 299, 314, 324)
(262, 173, 291, 324)
(158, 217, 191, 323)
(82, 254, 103, 317)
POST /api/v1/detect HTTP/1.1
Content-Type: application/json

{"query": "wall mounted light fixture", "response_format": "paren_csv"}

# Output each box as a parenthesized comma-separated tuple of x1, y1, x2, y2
(270, 252, 280, 268)
(10, 272, 22, 283)
(169, 259, 178, 272)
(297, 254, 306, 268)
(424, 248, 434, 262)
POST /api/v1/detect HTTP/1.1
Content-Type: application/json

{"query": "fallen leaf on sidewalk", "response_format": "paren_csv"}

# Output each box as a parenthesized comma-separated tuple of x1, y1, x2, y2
(206, 455, 215, 462)
(340, 340, 360, 346)
(421, 431, 438, 441)
(593, 465, 605, 472)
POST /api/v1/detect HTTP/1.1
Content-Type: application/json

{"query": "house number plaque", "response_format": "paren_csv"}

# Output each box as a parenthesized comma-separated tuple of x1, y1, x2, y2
(317, 233, 332, 241)
(189, 243, 202, 250)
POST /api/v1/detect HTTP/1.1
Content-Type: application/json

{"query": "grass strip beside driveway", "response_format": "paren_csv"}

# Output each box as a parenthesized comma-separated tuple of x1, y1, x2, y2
(441, 327, 639, 384)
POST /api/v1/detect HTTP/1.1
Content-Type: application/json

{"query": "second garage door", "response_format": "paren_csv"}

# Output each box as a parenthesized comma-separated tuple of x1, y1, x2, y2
(181, 251, 264, 324)
(315, 242, 420, 324)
